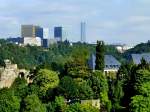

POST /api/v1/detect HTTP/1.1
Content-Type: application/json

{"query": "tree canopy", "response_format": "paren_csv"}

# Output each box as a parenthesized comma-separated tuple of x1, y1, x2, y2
(21, 94, 46, 112)
(0, 88, 20, 112)
(95, 41, 105, 71)
(33, 69, 59, 97)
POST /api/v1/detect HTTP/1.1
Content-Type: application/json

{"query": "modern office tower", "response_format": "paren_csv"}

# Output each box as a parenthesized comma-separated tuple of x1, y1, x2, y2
(54, 27, 62, 42)
(35, 26, 43, 39)
(80, 22, 86, 43)
(21, 25, 43, 38)
(21, 25, 35, 37)
(21, 25, 43, 46)
(43, 28, 49, 39)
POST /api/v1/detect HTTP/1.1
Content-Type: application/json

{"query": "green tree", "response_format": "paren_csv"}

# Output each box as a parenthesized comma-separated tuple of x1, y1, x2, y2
(45, 96, 66, 112)
(0, 56, 5, 67)
(33, 69, 59, 97)
(111, 80, 124, 111)
(65, 103, 81, 112)
(116, 63, 136, 108)
(59, 76, 78, 99)
(130, 95, 150, 112)
(88, 71, 107, 99)
(130, 82, 150, 112)
(95, 41, 105, 71)
(59, 76, 93, 100)
(137, 81, 150, 96)
(65, 102, 99, 112)
(74, 78, 94, 100)
(21, 94, 46, 112)
(45, 102, 56, 112)
(11, 77, 28, 98)
(117, 62, 134, 81)
(27, 84, 39, 96)
(0, 88, 20, 112)
(92, 71, 111, 112)
(133, 70, 150, 93)
(54, 96, 67, 112)
(64, 58, 90, 78)
(80, 102, 99, 112)
(129, 70, 150, 111)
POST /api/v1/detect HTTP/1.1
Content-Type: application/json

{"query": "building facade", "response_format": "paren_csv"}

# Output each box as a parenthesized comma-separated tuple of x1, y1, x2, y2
(23, 37, 41, 46)
(7, 37, 23, 45)
(21, 25, 44, 46)
(35, 26, 43, 39)
(21, 25, 35, 37)
(43, 28, 49, 39)
(54, 27, 62, 42)
(21, 25, 43, 39)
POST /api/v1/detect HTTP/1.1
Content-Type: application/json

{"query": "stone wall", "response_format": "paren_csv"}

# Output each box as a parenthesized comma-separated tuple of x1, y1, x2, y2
(0, 60, 19, 88)
(0, 60, 30, 88)
(0, 68, 18, 88)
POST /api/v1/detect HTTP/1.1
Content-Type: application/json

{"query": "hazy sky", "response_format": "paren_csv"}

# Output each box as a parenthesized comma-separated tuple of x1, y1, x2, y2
(0, 0, 150, 45)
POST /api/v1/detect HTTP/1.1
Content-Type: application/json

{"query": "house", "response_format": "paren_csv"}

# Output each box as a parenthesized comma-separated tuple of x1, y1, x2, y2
(88, 54, 121, 76)
(131, 53, 150, 65)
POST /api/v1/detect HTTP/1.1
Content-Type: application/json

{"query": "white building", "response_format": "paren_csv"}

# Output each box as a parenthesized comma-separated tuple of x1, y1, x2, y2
(116, 45, 133, 53)
(43, 28, 49, 39)
(23, 37, 41, 46)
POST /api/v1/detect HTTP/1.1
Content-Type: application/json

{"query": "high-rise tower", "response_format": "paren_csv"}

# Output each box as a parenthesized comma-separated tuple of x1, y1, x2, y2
(54, 26, 63, 42)
(80, 22, 86, 43)
(21, 25, 35, 37)
(21, 25, 43, 39)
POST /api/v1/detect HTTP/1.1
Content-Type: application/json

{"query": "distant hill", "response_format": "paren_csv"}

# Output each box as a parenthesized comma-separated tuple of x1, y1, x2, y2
(123, 41, 150, 60)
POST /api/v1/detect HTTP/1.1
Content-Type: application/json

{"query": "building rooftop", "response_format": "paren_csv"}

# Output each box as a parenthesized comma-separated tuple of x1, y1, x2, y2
(89, 54, 121, 70)
(131, 53, 150, 65)
(105, 55, 121, 66)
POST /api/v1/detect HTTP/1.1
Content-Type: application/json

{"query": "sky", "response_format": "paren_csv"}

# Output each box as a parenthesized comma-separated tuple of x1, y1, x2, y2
(0, 0, 150, 45)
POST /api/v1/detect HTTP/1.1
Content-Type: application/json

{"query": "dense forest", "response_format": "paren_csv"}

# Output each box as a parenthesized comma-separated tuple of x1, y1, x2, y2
(0, 39, 94, 70)
(0, 39, 150, 112)
(0, 39, 121, 70)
